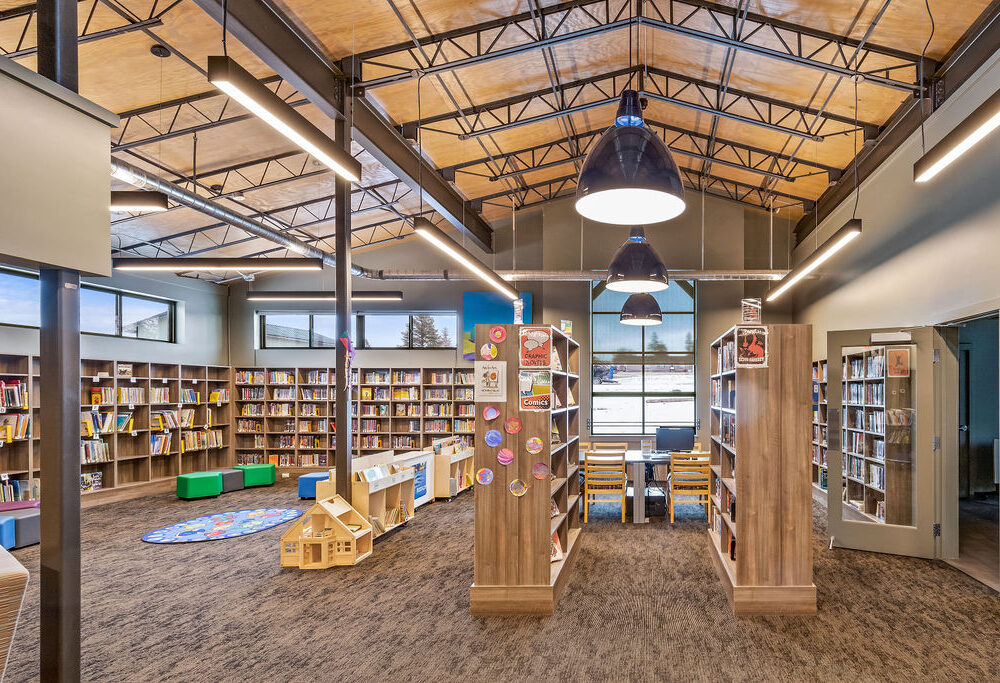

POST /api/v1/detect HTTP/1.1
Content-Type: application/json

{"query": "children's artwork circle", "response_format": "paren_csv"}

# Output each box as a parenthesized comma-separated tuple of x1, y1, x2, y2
(531, 462, 550, 479)
(525, 437, 543, 454)
(141, 508, 302, 544)
(484, 429, 503, 447)
(489, 326, 507, 343)
(504, 417, 522, 434)
(476, 468, 494, 485)
(497, 448, 514, 465)
(509, 479, 528, 497)
(480, 342, 498, 360)
(483, 405, 500, 421)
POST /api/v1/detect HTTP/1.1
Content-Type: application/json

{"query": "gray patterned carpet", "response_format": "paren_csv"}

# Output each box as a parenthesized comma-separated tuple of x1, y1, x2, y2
(5, 480, 999, 681)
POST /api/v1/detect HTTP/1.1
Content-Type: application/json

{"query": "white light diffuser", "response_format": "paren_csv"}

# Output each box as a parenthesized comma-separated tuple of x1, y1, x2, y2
(412, 218, 519, 301)
(766, 220, 861, 302)
(246, 290, 402, 302)
(914, 87, 1000, 183)
(110, 190, 168, 212)
(207, 56, 361, 183)
(575, 188, 686, 225)
(113, 257, 324, 272)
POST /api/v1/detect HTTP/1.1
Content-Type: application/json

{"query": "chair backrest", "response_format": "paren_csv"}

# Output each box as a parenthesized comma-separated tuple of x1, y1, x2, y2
(670, 452, 710, 489)
(591, 442, 628, 452)
(584, 448, 626, 469)
(579, 441, 591, 453)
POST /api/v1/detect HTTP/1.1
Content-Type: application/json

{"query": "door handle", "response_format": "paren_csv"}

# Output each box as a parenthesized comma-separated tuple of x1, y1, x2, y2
(959, 425, 969, 432)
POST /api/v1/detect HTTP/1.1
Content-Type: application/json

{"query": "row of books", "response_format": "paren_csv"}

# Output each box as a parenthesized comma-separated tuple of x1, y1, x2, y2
(0, 477, 37, 502)
(241, 404, 265, 416)
(297, 435, 326, 449)
(845, 454, 865, 480)
(843, 382, 864, 404)
(455, 388, 474, 401)
(719, 413, 735, 448)
(239, 387, 265, 400)
(391, 436, 419, 449)
(300, 388, 328, 400)
(241, 435, 266, 448)
(454, 418, 474, 433)
(844, 430, 865, 456)
(357, 419, 386, 433)
(424, 404, 453, 417)
(180, 389, 200, 403)
(423, 388, 451, 400)
(271, 388, 295, 401)
(391, 370, 420, 384)
(394, 404, 421, 417)
(455, 371, 473, 384)
(149, 387, 169, 403)
(80, 472, 102, 493)
(865, 383, 884, 405)
(235, 370, 265, 384)
(424, 419, 450, 433)
(299, 403, 325, 416)
(812, 362, 828, 382)
(425, 371, 452, 385)
(236, 419, 263, 433)
(306, 370, 329, 384)
(357, 435, 387, 449)
(269, 371, 295, 385)
(359, 404, 389, 417)
(844, 356, 865, 379)
(1, 413, 31, 440)
(359, 387, 390, 400)
(297, 419, 329, 433)
(0, 380, 27, 409)
(152, 410, 180, 430)
(362, 371, 390, 384)
(867, 463, 885, 490)
(180, 429, 223, 450)
(866, 351, 885, 378)
(271, 435, 295, 449)
(717, 339, 735, 373)
(91, 387, 115, 405)
(456, 405, 475, 417)
(867, 410, 885, 434)
(81, 439, 111, 463)
(391, 387, 418, 400)
(150, 433, 171, 455)
(267, 404, 293, 416)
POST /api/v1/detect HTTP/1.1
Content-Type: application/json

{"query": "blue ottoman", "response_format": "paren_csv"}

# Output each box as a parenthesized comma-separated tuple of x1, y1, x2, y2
(298, 472, 329, 499)
(0, 517, 13, 550)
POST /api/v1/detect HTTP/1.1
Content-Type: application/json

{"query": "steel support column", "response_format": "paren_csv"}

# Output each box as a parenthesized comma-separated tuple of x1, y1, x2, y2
(334, 111, 353, 502)
(37, 0, 81, 680)
(38, 269, 81, 683)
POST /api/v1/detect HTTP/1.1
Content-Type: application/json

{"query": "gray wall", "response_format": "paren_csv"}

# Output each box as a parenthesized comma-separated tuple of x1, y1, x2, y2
(0, 270, 229, 365)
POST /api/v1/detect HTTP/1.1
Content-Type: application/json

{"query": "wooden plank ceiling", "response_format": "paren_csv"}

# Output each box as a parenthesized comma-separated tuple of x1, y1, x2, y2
(1, 0, 991, 274)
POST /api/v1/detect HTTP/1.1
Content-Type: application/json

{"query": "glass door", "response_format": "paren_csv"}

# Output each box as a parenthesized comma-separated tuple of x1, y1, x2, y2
(827, 326, 957, 558)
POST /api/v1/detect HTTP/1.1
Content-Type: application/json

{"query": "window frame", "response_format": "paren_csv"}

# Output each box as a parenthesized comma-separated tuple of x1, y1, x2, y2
(590, 283, 696, 436)
(357, 312, 457, 350)
(259, 313, 327, 349)
(0, 268, 176, 343)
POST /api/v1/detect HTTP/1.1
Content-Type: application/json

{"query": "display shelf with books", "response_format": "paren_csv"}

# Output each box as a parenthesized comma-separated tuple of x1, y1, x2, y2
(470, 325, 581, 616)
(350, 450, 416, 538)
(431, 436, 475, 499)
(708, 325, 816, 616)
(811, 359, 829, 494)
(838, 346, 911, 524)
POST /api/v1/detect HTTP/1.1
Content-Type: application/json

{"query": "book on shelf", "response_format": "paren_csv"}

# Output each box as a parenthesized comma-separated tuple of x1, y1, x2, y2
(392, 370, 421, 384)
(149, 386, 169, 404)
(240, 403, 264, 416)
(426, 371, 452, 385)
(81, 411, 112, 436)
(550, 499, 559, 518)
(91, 387, 114, 405)
(178, 408, 195, 428)
(80, 439, 111, 463)
(363, 371, 390, 384)
(306, 370, 329, 384)
(550, 531, 564, 562)
(454, 371, 473, 384)
(115, 412, 134, 433)
(271, 387, 295, 401)
(150, 433, 172, 455)
(117, 363, 133, 378)
(235, 370, 265, 384)
(300, 388, 328, 400)
(0, 477, 36, 502)
(550, 348, 562, 371)
(239, 387, 265, 401)
(550, 419, 561, 444)
(0, 413, 31, 440)
(180, 388, 199, 403)
(267, 403, 293, 417)
(0, 380, 28, 409)
(236, 418, 263, 433)
(268, 370, 295, 384)
(80, 472, 102, 493)
(236, 452, 267, 465)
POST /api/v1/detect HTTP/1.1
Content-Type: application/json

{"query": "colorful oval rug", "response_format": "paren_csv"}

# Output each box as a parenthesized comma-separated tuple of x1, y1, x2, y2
(142, 508, 303, 544)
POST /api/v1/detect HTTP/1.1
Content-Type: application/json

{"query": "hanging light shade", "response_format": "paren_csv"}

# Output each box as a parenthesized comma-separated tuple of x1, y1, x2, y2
(575, 89, 686, 225)
(606, 227, 669, 293)
(620, 293, 662, 326)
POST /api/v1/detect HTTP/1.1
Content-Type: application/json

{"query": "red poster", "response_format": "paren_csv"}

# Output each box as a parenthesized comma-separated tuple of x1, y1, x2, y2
(518, 327, 552, 368)
(735, 326, 768, 368)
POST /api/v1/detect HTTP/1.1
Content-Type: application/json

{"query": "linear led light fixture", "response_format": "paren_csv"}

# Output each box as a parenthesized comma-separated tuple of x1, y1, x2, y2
(207, 56, 361, 183)
(412, 218, 519, 301)
(112, 257, 324, 272)
(766, 220, 862, 302)
(914, 87, 1000, 182)
(110, 190, 168, 212)
(246, 290, 403, 302)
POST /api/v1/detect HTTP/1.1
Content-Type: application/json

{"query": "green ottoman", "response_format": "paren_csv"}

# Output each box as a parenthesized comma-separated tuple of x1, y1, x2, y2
(235, 463, 276, 487)
(176, 472, 223, 500)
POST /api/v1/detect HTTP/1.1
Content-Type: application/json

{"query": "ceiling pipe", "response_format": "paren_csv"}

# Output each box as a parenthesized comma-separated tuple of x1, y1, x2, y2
(110, 157, 376, 278)
(372, 269, 785, 282)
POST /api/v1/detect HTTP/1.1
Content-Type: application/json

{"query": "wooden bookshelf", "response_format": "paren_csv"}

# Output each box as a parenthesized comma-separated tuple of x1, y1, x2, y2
(350, 450, 416, 538)
(811, 360, 829, 494)
(840, 346, 911, 524)
(0, 354, 234, 501)
(470, 324, 582, 616)
(708, 325, 816, 616)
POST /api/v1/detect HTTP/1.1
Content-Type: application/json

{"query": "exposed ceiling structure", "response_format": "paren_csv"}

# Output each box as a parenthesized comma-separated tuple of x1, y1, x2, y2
(1, 0, 995, 280)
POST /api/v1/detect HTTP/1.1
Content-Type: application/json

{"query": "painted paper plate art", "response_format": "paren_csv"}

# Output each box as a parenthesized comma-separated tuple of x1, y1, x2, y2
(489, 326, 507, 343)
(142, 508, 302, 544)
(483, 405, 500, 421)
(480, 342, 498, 360)
(497, 448, 514, 465)
(525, 437, 543, 454)
(484, 429, 503, 447)
(531, 462, 550, 479)
(504, 417, 522, 434)
(509, 479, 528, 497)
(476, 468, 494, 485)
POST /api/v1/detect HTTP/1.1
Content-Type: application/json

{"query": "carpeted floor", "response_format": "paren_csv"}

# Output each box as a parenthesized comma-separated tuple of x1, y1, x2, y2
(5, 480, 1000, 681)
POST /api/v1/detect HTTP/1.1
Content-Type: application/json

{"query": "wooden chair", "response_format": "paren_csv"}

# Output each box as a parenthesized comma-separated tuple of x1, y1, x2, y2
(667, 452, 711, 524)
(583, 448, 627, 523)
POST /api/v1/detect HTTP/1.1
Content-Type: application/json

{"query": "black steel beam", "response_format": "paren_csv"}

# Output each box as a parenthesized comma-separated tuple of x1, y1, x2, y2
(352, 0, 929, 92)
(6, 16, 162, 58)
(191, 0, 494, 253)
(334, 113, 352, 502)
(402, 66, 873, 144)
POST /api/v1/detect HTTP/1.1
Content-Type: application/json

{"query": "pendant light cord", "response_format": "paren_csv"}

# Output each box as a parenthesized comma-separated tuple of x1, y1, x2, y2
(221, 0, 228, 57)
(852, 77, 860, 220)
(919, 0, 935, 154)
(417, 73, 423, 215)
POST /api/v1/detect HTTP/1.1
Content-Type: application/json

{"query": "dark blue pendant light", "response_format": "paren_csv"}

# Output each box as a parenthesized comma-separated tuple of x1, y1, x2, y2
(606, 227, 669, 293)
(619, 293, 663, 326)
(574, 89, 686, 225)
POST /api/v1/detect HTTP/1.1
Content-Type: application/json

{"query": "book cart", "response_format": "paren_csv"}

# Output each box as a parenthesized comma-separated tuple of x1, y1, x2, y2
(708, 325, 816, 615)
(470, 324, 581, 616)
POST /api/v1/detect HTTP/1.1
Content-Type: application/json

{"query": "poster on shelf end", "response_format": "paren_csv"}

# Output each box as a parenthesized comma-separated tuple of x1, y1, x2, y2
(474, 361, 506, 402)
(735, 325, 768, 368)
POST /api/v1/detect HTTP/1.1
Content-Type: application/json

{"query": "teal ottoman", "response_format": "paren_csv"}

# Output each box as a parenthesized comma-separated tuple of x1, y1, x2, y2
(176, 472, 223, 500)
(235, 463, 276, 487)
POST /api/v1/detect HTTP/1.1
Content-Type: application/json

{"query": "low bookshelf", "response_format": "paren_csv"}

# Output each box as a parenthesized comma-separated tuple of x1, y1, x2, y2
(470, 324, 581, 616)
(708, 325, 816, 616)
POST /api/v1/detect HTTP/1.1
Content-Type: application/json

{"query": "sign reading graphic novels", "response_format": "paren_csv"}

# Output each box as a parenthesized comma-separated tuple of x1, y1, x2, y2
(519, 326, 552, 368)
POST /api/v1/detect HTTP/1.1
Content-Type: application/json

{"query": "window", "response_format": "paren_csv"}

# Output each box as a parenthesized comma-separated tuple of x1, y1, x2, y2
(259, 314, 344, 349)
(0, 268, 175, 342)
(358, 313, 456, 349)
(591, 283, 695, 434)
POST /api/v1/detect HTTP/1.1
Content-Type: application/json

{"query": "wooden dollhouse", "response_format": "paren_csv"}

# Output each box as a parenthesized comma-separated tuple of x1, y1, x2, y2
(279, 495, 373, 569)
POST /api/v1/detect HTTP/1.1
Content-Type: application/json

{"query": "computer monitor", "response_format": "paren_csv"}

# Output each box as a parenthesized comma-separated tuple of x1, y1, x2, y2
(655, 426, 695, 452)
